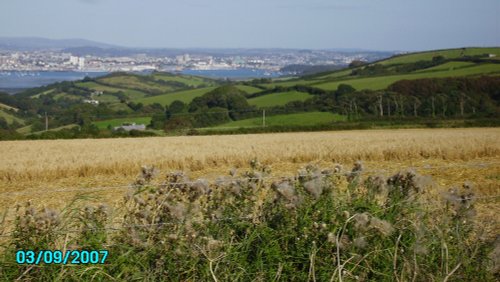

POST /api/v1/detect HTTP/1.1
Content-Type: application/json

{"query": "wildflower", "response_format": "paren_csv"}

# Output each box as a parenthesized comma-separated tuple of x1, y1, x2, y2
(369, 217, 394, 237)
(304, 178, 323, 199)
(273, 180, 296, 202)
(353, 212, 371, 232)
(353, 237, 368, 249)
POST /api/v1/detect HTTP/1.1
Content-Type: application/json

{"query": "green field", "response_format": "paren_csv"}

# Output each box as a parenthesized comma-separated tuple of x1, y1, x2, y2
(380, 47, 500, 65)
(76, 82, 147, 100)
(314, 63, 500, 91)
(234, 85, 263, 95)
(211, 112, 346, 129)
(248, 91, 313, 107)
(98, 75, 173, 93)
(0, 109, 24, 124)
(0, 102, 18, 112)
(53, 92, 81, 101)
(93, 117, 152, 129)
(16, 125, 32, 134)
(152, 73, 216, 87)
(413, 61, 475, 72)
(136, 87, 216, 106)
(30, 124, 79, 135)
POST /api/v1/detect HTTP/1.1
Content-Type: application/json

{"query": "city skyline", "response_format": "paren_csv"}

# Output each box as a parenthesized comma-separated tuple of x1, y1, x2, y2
(0, 0, 498, 51)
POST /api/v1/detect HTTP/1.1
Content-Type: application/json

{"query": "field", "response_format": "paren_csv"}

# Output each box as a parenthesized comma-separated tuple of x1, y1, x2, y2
(76, 81, 147, 100)
(1, 128, 498, 205)
(0, 109, 24, 124)
(248, 91, 313, 107)
(93, 116, 152, 129)
(0, 102, 18, 112)
(136, 87, 216, 105)
(313, 63, 500, 91)
(1, 128, 499, 280)
(98, 75, 173, 93)
(379, 47, 500, 65)
(234, 85, 263, 95)
(151, 73, 216, 87)
(212, 112, 346, 129)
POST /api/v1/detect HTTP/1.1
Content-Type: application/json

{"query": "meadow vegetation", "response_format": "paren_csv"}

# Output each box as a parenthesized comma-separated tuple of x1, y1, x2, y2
(0, 158, 498, 280)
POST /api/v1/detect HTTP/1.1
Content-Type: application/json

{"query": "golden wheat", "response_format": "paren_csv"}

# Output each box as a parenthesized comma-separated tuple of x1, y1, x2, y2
(1, 128, 498, 186)
(0, 128, 498, 209)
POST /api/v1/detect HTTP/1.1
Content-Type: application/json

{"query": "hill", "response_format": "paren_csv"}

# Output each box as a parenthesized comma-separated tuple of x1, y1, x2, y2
(260, 47, 500, 91)
(1, 47, 499, 140)
(0, 37, 117, 51)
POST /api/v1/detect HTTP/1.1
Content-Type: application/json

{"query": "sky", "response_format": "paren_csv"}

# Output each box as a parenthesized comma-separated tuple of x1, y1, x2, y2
(0, 0, 499, 51)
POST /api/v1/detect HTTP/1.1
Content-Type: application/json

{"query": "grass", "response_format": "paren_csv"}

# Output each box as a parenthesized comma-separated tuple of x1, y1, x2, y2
(380, 47, 500, 65)
(314, 63, 500, 90)
(152, 73, 216, 87)
(76, 82, 147, 100)
(30, 124, 79, 135)
(210, 112, 343, 128)
(15, 125, 32, 134)
(413, 61, 476, 72)
(248, 91, 313, 107)
(97, 75, 173, 93)
(0, 102, 18, 112)
(234, 85, 263, 95)
(93, 117, 152, 129)
(135, 87, 216, 106)
(0, 109, 24, 124)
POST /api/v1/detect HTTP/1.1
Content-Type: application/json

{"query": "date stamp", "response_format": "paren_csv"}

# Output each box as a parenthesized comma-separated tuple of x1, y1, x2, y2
(16, 250, 108, 265)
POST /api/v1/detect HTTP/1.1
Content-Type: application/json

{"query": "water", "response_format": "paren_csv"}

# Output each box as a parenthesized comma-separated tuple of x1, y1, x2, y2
(181, 68, 288, 79)
(0, 71, 109, 94)
(0, 68, 287, 94)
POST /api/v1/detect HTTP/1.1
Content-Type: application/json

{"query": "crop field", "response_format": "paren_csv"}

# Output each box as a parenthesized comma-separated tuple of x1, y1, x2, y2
(0, 128, 498, 205)
(136, 86, 216, 105)
(0, 128, 499, 280)
(93, 116, 152, 129)
(248, 91, 313, 107)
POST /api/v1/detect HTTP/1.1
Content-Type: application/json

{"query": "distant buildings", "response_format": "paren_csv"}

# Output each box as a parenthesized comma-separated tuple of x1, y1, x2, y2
(83, 99, 99, 105)
(113, 123, 146, 131)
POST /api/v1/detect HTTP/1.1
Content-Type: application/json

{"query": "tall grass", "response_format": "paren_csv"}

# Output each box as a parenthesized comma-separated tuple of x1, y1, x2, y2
(0, 161, 498, 281)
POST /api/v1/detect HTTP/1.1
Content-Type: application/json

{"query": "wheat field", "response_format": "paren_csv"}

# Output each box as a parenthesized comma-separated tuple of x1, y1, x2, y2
(0, 128, 499, 209)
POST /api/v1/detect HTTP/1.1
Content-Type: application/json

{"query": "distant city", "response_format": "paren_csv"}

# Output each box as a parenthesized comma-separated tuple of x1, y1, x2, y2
(0, 38, 395, 73)
(0, 49, 395, 73)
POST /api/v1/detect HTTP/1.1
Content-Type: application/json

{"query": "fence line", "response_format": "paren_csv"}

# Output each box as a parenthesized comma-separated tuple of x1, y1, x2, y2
(0, 161, 498, 198)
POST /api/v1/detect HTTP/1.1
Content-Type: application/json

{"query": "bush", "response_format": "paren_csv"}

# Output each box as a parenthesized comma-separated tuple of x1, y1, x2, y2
(0, 161, 496, 281)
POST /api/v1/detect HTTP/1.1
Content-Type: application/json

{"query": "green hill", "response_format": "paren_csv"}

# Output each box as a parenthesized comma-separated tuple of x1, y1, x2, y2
(259, 47, 500, 91)
(0, 102, 18, 112)
(248, 91, 313, 107)
(136, 87, 217, 106)
(379, 47, 500, 65)
(0, 109, 24, 125)
(313, 63, 500, 91)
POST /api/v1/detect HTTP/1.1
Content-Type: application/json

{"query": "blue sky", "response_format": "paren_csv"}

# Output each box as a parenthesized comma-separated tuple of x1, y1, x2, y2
(0, 0, 499, 51)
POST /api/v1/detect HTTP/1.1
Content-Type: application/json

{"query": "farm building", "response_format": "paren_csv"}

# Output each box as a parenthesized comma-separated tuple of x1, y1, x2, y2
(113, 123, 146, 131)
